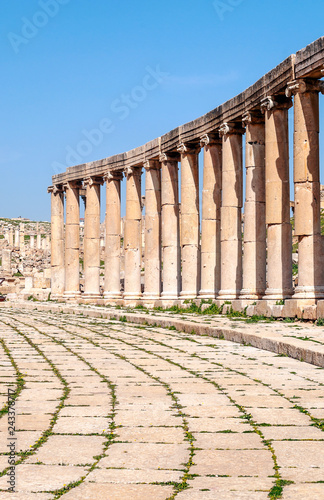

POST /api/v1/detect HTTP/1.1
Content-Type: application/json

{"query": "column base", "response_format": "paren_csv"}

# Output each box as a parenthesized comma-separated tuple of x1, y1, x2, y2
(83, 293, 102, 300)
(264, 288, 293, 300)
(50, 293, 64, 300)
(218, 290, 241, 300)
(104, 292, 123, 300)
(199, 290, 217, 299)
(161, 292, 179, 300)
(142, 292, 161, 300)
(179, 291, 199, 300)
(123, 292, 142, 301)
(63, 291, 82, 300)
(293, 286, 324, 300)
(240, 289, 265, 300)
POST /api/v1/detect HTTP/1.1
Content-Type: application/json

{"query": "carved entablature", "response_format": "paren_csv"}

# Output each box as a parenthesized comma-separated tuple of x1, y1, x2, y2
(260, 95, 292, 113)
(63, 180, 82, 191)
(144, 160, 160, 171)
(286, 79, 324, 97)
(103, 171, 123, 183)
(200, 133, 221, 147)
(177, 142, 201, 155)
(219, 122, 245, 137)
(242, 111, 264, 127)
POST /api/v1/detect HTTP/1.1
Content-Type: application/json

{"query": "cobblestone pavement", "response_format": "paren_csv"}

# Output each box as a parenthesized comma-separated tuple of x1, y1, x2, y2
(0, 308, 324, 499)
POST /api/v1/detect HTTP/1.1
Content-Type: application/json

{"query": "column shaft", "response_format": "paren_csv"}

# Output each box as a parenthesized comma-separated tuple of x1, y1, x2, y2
(241, 113, 266, 299)
(199, 135, 222, 298)
(124, 167, 142, 300)
(143, 161, 161, 299)
(262, 97, 293, 299)
(64, 182, 81, 298)
(287, 80, 324, 298)
(49, 187, 65, 297)
(219, 123, 244, 299)
(178, 143, 200, 299)
(160, 154, 181, 299)
(84, 178, 101, 298)
(104, 172, 123, 299)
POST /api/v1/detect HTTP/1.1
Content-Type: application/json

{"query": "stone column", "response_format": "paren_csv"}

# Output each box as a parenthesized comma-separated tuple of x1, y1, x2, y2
(199, 134, 222, 298)
(261, 96, 293, 299)
(143, 160, 161, 300)
(177, 142, 201, 299)
(9, 229, 13, 246)
(48, 185, 65, 297)
(218, 123, 244, 299)
(19, 223, 25, 252)
(30, 235, 35, 249)
(286, 79, 324, 298)
(240, 112, 266, 299)
(83, 177, 102, 299)
(124, 166, 142, 300)
(37, 234, 41, 249)
(2, 249, 11, 272)
(160, 153, 181, 299)
(46, 235, 50, 250)
(64, 181, 81, 299)
(15, 229, 19, 248)
(104, 171, 123, 300)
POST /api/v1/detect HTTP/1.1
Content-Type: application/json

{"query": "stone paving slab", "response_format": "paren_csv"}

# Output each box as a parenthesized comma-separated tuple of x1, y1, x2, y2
(1, 305, 324, 498)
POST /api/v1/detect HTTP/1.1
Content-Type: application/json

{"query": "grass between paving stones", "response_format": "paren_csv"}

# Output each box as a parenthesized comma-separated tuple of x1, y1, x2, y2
(0, 317, 69, 482)
(42, 313, 290, 499)
(67, 315, 324, 498)
(0, 338, 25, 419)
(1, 311, 118, 499)
(30, 313, 197, 499)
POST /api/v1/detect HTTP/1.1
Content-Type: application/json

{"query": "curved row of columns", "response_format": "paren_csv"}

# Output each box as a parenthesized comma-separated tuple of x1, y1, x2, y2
(49, 78, 324, 303)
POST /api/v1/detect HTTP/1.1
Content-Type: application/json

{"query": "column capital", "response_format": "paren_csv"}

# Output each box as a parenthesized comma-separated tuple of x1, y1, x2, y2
(260, 95, 292, 113)
(103, 170, 123, 182)
(242, 111, 264, 127)
(83, 176, 104, 187)
(144, 159, 160, 171)
(48, 184, 63, 195)
(63, 180, 82, 191)
(124, 166, 142, 179)
(200, 133, 221, 147)
(159, 152, 180, 163)
(286, 78, 324, 97)
(219, 122, 245, 137)
(177, 142, 201, 155)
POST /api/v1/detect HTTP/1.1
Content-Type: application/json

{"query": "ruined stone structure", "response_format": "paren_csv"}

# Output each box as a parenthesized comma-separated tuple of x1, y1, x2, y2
(48, 38, 324, 318)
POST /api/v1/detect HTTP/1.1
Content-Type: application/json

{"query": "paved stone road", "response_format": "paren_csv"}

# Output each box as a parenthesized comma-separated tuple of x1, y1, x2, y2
(0, 308, 324, 499)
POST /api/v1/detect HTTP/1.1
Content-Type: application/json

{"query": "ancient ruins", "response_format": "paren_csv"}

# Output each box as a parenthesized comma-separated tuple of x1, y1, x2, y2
(46, 38, 324, 319)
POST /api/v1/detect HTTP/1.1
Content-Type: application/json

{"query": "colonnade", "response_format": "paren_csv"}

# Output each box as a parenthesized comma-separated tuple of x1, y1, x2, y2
(49, 77, 324, 304)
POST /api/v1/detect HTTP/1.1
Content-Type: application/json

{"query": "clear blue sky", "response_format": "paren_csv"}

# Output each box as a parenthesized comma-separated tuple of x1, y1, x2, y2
(0, 0, 323, 221)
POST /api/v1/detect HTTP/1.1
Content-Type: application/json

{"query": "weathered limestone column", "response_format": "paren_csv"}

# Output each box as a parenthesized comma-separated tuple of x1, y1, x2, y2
(30, 235, 35, 249)
(160, 153, 181, 299)
(48, 185, 65, 297)
(15, 229, 19, 248)
(83, 177, 102, 299)
(2, 249, 11, 272)
(218, 123, 244, 299)
(9, 229, 13, 246)
(37, 234, 41, 249)
(261, 96, 293, 299)
(240, 112, 266, 299)
(124, 166, 142, 300)
(45, 235, 50, 250)
(104, 171, 123, 300)
(19, 223, 25, 251)
(64, 181, 81, 299)
(286, 79, 324, 298)
(199, 134, 222, 298)
(177, 142, 201, 299)
(143, 160, 161, 300)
